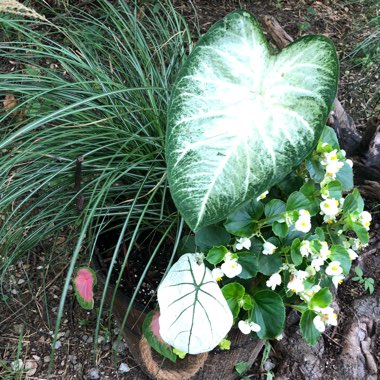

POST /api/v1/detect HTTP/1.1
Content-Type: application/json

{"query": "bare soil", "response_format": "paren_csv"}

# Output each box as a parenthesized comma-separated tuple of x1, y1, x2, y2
(0, 1, 379, 379)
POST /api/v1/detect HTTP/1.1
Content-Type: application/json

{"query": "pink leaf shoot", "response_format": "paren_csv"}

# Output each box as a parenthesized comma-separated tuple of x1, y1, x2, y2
(151, 311, 163, 342)
(73, 267, 96, 309)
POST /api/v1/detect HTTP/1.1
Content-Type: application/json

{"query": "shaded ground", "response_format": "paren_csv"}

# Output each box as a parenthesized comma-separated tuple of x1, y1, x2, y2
(0, 1, 379, 379)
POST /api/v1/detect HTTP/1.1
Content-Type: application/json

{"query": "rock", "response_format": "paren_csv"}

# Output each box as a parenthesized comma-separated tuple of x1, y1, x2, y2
(112, 340, 126, 354)
(68, 355, 77, 364)
(118, 363, 130, 373)
(74, 363, 83, 372)
(43, 356, 50, 363)
(87, 367, 100, 380)
(263, 359, 276, 372)
(54, 341, 62, 349)
(25, 359, 38, 376)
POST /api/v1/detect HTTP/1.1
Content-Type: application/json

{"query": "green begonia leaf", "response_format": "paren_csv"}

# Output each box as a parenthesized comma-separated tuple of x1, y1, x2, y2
(258, 252, 282, 276)
(224, 199, 263, 237)
(343, 189, 364, 216)
(309, 288, 332, 309)
(286, 191, 312, 212)
(272, 221, 289, 238)
(222, 282, 246, 319)
(291, 238, 302, 266)
(300, 181, 315, 197)
(195, 225, 231, 251)
(306, 157, 325, 183)
(326, 181, 342, 200)
(166, 10, 339, 231)
(351, 222, 369, 244)
(237, 252, 258, 279)
(206, 246, 228, 265)
(300, 310, 322, 346)
(317, 126, 340, 150)
(251, 290, 285, 339)
(264, 199, 286, 223)
(329, 245, 351, 275)
(315, 227, 325, 241)
(336, 162, 353, 191)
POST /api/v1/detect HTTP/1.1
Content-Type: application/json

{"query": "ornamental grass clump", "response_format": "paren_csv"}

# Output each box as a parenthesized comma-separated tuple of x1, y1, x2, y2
(0, 0, 192, 354)
(145, 10, 372, 359)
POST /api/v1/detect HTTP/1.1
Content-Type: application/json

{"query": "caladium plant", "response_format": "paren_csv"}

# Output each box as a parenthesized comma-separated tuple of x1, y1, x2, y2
(73, 267, 96, 310)
(166, 10, 339, 232)
(157, 253, 233, 354)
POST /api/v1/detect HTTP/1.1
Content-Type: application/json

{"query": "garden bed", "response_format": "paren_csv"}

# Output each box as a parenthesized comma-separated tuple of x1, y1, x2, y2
(0, 1, 379, 380)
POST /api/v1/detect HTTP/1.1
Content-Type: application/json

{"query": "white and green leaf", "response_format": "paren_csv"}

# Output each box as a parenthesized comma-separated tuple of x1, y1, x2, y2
(157, 254, 233, 354)
(167, 10, 339, 231)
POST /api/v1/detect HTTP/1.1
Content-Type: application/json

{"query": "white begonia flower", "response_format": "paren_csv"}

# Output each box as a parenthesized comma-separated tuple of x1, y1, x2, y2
(319, 241, 330, 259)
(287, 276, 305, 293)
(295, 209, 311, 233)
(256, 190, 269, 201)
(297, 270, 309, 281)
(212, 268, 224, 282)
(351, 238, 360, 251)
(320, 188, 329, 200)
(301, 284, 321, 302)
(359, 211, 372, 230)
(325, 161, 344, 179)
(300, 240, 312, 257)
(221, 259, 242, 279)
(262, 241, 277, 255)
(249, 321, 261, 332)
(332, 274, 345, 288)
(313, 315, 326, 333)
(315, 306, 338, 326)
(347, 249, 358, 261)
(235, 237, 251, 251)
(287, 270, 308, 293)
(323, 149, 339, 164)
(346, 159, 353, 167)
(320, 198, 340, 217)
(266, 273, 282, 290)
(325, 261, 343, 276)
(238, 320, 261, 335)
(339, 197, 345, 207)
(313, 306, 338, 332)
(311, 257, 325, 272)
(323, 214, 337, 224)
(238, 320, 251, 335)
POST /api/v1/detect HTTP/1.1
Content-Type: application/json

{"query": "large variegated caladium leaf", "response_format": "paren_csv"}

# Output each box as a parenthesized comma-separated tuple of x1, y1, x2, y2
(157, 253, 233, 354)
(166, 10, 339, 231)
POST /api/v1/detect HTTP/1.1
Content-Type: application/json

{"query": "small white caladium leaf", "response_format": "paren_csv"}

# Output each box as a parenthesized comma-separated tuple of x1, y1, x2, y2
(166, 10, 339, 231)
(157, 253, 233, 354)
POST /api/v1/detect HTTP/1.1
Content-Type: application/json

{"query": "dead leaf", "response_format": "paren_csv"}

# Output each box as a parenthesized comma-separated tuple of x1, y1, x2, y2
(3, 94, 17, 111)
